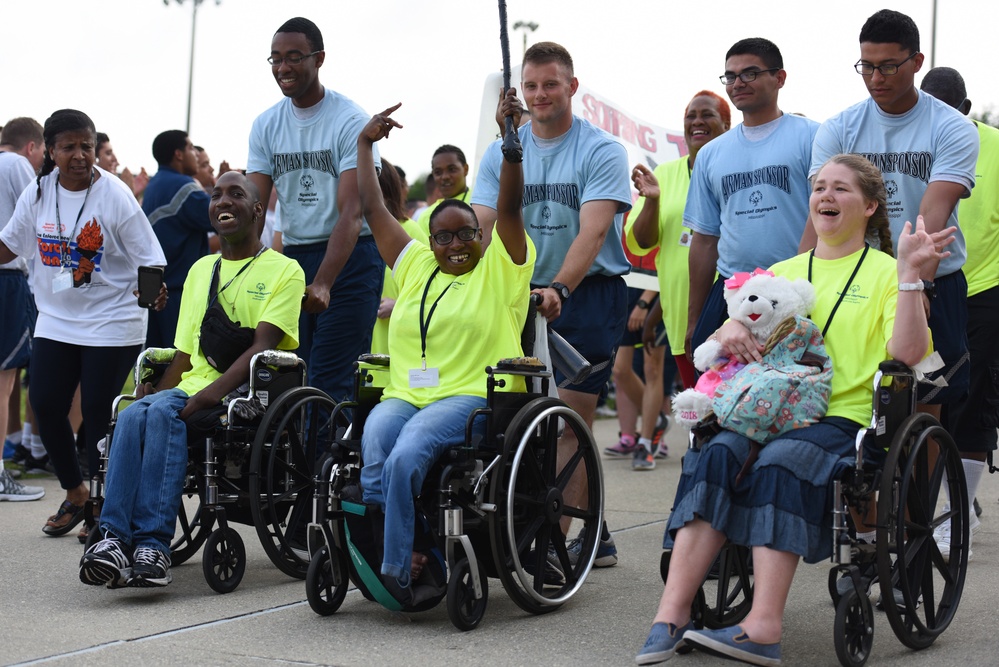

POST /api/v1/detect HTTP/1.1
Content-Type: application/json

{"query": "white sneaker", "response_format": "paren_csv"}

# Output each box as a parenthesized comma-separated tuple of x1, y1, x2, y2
(933, 517, 973, 563)
(0, 469, 44, 501)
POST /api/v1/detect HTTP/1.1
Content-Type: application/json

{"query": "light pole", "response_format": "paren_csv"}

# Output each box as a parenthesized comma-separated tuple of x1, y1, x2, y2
(929, 0, 937, 68)
(164, 0, 221, 133)
(512, 21, 539, 59)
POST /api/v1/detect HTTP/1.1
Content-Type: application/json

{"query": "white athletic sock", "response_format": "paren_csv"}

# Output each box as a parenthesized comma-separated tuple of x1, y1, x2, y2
(856, 530, 876, 544)
(638, 437, 653, 449)
(6, 431, 21, 446)
(30, 434, 46, 459)
(964, 460, 985, 531)
(22, 422, 31, 442)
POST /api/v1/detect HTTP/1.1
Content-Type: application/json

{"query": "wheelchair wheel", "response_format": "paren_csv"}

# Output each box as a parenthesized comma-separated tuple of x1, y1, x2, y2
(249, 387, 344, 579)
(693, 544, 753, 629)
(306, 545, 349, 616)
(170, 472, 210, 566)
(834, 587, 874, 667)
(489, 397, 603, 614)
(202, 527, 245, 594)
(876, 413, 968, 650)
(447, 557, 488, 631)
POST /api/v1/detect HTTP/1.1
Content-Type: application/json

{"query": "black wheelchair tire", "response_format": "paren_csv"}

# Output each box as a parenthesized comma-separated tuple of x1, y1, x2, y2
(249, 387, 342, 579)
(202, 527, 245, 594)
(875, 412, 968, 650)
(488, 396, 603, 615)
(834, 587, 874, 667)
(447, 557, 489, 631)
(306, 545, 349, 616)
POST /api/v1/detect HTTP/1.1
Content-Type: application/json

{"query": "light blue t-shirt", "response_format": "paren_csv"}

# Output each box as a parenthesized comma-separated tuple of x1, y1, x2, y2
(684, 113, 818, 278)
(810, 90, 979, 277)
(471, 116, 632, 285)
(247, 88, 378, 246)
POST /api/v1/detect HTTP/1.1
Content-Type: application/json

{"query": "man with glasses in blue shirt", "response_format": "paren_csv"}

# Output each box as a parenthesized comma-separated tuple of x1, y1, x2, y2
(683, 37, 818, 357)
(247, 16, 383, 404)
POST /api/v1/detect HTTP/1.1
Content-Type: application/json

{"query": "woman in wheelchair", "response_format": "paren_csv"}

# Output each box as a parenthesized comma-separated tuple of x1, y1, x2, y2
(636, 154, 956, 666)
(78, 171, 304, 588)
(355, 94, 532, 606)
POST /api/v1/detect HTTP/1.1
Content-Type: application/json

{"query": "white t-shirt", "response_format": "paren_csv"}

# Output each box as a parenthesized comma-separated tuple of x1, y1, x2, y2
(0, 151, 34, 273)
(0, 166, 167, 346)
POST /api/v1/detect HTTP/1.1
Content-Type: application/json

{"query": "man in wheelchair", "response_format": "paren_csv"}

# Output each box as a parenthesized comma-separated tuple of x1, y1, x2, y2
(353, 95, 533, 606)
(635, 155, 956, 666)
(79, 171, 304, 588)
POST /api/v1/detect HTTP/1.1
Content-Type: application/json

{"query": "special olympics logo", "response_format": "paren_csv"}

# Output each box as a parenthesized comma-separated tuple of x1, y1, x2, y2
(542, 205, 552, 221)
(885, 180, 898, 198)
(300, 174, 315, 190)
(749, 190, 763, 205)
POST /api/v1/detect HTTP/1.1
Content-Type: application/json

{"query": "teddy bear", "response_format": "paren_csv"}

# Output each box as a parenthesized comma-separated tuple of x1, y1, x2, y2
(672, 268, 820, 433)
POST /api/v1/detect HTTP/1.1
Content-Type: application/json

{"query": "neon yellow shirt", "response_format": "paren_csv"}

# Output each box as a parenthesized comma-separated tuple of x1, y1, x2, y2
(371, 218, 421, 355)
(385, 231, 535, 407)
(415, 188, 472, 244)
(959, 121, 999, 297)
(174, 249, 305, 397)
(770, 248, 898, 426)
(624, 158, 703, 356)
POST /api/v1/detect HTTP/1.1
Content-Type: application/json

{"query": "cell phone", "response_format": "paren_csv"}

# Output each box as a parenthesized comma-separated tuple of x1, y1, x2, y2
(137, 266, 164, 309)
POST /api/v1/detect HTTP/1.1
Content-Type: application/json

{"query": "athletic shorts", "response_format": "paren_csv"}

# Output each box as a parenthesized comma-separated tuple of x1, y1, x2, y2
(0, 271, 35, 371)
(941, 283, 999, 452)
(539, 274, 627, 395)
(620, 287, 666, 347)
(917, 270, 970, 405)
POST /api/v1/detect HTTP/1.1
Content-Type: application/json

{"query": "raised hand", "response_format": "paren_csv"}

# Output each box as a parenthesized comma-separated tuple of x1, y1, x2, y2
(632, 164, 660, 199)
(361, 103, 403, 143)
(896, 215, 955, 278)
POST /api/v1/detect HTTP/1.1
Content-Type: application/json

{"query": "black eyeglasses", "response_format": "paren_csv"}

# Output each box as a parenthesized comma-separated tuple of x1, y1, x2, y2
(854, 51, 919, 76)
(431, 227, 480, 245)
(719, 67, 780, 85)
(267, 51, 322, 66)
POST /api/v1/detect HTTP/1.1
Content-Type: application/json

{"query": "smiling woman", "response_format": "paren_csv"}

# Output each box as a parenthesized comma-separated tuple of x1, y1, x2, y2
(353, 94, 534, 607)
(0, 109, 167, 541)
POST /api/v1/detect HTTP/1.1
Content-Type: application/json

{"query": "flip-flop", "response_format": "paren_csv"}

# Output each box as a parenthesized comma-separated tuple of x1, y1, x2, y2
(42, 500, 85, 536)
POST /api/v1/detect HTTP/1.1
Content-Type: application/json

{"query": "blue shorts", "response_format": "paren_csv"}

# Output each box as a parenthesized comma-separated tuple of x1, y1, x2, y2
(690, 275, 729, 353)
(941, 283, 999, 452)
(540, 274, 627, 395)
(620, 287, 665, 347)
(0, 271, 35, 371)
(917, 270, 970, 405)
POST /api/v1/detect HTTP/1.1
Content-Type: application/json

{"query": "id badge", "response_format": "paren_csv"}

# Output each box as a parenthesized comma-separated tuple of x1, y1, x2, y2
(678, 230, 692, 248)
(52, 270, 73, 293)
(409, 367, 440, 388)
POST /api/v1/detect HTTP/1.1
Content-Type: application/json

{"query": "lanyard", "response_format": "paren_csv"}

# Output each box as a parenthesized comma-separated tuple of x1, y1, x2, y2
(207, 245, 266, 309)
(808, 244, 869, 338)
(418, 267, 455, 370)
(54, 169, 96, 268)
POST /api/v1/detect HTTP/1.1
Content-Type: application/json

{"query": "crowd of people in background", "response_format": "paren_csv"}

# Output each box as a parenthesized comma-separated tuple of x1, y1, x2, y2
(0, 8, 995, 667)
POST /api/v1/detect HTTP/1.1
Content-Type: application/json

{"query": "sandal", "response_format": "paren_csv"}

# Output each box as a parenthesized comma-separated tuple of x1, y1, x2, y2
(42, 500, 85, 536)
(77, 522, 91, 544)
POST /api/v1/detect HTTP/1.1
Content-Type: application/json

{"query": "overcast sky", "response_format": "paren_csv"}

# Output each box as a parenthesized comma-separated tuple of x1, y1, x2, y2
(4, 0, 993, 186)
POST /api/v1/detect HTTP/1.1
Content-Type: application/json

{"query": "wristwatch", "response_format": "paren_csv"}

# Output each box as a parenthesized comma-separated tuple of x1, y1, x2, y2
(550, 282, 571, 302)
(899, 280, 936, 300)
(636, 299, 650, 310)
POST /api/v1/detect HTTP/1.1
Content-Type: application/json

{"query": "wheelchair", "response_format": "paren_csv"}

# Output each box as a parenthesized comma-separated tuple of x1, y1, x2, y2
(84, 346, 335, 593)
(659, 360, 970, 667)
(302, 316, 605, 630)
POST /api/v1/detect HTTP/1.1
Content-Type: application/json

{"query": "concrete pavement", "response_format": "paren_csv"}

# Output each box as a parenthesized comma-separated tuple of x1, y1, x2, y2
(2, 416, 996, 666)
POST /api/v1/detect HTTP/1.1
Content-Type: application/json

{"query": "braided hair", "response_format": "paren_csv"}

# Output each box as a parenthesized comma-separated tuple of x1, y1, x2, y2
(36, 109, 96, 200)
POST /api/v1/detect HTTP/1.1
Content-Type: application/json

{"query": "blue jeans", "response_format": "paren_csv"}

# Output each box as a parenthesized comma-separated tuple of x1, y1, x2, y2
(360, 396, 486, 586)
(284, 237, 383, 403)
(100, 389, 190, 553)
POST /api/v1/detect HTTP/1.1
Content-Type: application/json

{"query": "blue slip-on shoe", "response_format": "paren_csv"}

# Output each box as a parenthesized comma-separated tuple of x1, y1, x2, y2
(682, 625, 781, 667)
(635, 621, 694, 665)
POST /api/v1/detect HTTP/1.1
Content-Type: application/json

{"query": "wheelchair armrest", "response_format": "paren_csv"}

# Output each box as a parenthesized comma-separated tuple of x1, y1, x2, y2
(358, 353, 390, 367)
(133, 347, 178, 389)
(253, 349, 302, 369)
